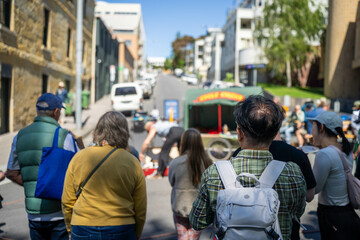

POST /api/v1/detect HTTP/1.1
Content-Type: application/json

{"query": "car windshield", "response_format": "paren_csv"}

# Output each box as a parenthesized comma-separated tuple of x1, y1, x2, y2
(115, 87, 136, 96)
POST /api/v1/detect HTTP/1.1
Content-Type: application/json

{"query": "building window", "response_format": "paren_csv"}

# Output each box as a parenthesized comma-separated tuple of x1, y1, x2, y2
(241, 19, 252, 29)
(113, 29, 134, 34)
(114, 12, 137, 15)
(66, 28, 71, 57)
(43, 8, 50, 47)
(83, 0, 87, 19)
(82, 40, 86, 63)
(0, 0, 11, 28)
(42, 74, 48, 94)
(105, 11, 110, 14)
(125, 40, 131, 47)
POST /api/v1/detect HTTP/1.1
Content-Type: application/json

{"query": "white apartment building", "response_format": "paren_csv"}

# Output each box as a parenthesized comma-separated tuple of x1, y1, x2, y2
(208, 32, 224, 81)
(194, 28, 222, 81)
(95, 1, 146, 80)
(221, 4, 267, 85)
(147, 57, 166, 68)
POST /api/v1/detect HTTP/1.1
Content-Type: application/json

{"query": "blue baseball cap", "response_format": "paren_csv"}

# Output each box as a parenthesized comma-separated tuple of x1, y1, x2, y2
(36, 93, 65, 110)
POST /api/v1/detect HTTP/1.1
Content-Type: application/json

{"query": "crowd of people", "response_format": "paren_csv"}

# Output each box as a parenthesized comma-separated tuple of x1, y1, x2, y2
(2, 92, 360, 240)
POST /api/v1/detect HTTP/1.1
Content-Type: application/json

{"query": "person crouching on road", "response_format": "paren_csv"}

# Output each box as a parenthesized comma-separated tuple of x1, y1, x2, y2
(168, 128, 212, 240)
(62, 111, 147, 240)
(140, 120, 184, 178)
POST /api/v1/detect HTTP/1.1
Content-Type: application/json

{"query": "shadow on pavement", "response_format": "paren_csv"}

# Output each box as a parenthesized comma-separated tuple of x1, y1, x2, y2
(301, 210, 320, 240)
(141, 219, 176, 240)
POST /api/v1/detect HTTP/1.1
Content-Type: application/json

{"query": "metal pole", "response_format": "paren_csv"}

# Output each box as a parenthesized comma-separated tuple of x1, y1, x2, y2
(76, 0, 83, 130)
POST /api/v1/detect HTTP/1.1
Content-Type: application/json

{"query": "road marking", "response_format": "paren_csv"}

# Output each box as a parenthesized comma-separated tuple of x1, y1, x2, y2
(2, 197, 25, 206)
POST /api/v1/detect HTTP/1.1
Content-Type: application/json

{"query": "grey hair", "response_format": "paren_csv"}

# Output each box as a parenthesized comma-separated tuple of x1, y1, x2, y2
(93, 111, 129, 149)
(36, 102, 55, 116)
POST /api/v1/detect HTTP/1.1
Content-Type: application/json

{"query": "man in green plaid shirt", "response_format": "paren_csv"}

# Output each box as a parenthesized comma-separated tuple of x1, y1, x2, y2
(189, 96, 307, 240)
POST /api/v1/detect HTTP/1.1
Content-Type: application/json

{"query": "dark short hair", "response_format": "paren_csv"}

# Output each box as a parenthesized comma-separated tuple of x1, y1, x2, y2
(93, 111, 129, 148)
(234, 95, 283, 145)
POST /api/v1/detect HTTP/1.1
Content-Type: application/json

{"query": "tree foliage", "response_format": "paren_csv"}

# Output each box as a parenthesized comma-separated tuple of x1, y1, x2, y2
(171, 32, 194, 69)
(164, 58, 172, 70)
(256, 0, 325, 87)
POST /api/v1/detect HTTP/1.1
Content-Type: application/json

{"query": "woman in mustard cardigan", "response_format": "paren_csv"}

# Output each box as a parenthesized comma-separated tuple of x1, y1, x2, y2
(62, 111, 147, 240)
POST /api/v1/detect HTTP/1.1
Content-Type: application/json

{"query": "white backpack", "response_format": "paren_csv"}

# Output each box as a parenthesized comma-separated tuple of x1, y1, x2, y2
(214, 160, 285, 240)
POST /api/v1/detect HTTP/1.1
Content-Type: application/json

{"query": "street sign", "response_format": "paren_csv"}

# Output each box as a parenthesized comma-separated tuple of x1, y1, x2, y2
(245, 64, 266, 69)
(164, 99, 179, 121)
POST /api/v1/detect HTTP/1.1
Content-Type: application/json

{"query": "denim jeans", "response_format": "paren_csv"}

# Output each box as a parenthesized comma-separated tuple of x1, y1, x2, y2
(29, 220, 68, 240)
(71, 225, 136, 240)
(280, 126, 294, 144)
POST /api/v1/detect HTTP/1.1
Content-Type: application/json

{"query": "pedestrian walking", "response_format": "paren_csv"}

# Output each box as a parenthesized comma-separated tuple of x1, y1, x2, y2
(140, 120, 184, 178)
(62, 111, 147, 240)
(55, 81, 68, 124)
(189, 96, 307, 239)
(310, 111, 360, 240)
(5, 93, 78, 240)
(168, 128, 212, 240)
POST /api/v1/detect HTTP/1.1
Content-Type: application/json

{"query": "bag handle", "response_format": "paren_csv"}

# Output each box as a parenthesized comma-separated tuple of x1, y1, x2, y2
(52, 127, 61, 148)
(329, 145, 351, 173)
(75, 147, 118, 198)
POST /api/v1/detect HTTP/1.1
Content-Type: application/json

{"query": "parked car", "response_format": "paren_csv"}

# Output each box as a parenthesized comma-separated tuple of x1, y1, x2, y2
(209, 81, 245, 89)
(181, 74, 198, 85)
(143, 74, 157, 88)
(111, 82, 143, 115)
(174, 68, 184, 77)
(136, 80, 152, 99)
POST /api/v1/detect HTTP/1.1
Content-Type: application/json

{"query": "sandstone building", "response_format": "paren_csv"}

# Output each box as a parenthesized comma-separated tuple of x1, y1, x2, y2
(325, 0, 360, 110)
(0, 0, 95, 133)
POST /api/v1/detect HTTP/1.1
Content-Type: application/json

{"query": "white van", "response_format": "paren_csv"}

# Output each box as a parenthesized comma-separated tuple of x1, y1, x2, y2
(111, 82, 143, 113)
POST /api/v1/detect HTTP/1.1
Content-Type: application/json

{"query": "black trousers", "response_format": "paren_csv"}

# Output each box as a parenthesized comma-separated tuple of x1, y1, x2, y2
(158, 127, 184, 176)
(317, 203, 360, 240)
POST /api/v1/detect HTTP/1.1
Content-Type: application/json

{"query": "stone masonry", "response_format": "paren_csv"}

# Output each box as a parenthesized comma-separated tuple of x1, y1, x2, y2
(0, 0, 95, 132)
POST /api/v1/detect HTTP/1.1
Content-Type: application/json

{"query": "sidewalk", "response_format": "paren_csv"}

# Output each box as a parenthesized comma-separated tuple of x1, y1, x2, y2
(62, 95, 112, 138)
(0, 95, 112, 172)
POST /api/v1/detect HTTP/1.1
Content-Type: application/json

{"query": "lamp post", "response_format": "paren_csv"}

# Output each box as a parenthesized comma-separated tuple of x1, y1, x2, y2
(76, 0, 83, 130)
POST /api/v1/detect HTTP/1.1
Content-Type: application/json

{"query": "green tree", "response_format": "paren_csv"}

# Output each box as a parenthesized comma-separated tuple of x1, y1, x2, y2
(256, 0, 325, 87)
(224, 72, 234, 82)
(164, 58, 172, 70)
(171, 33, 194, 69)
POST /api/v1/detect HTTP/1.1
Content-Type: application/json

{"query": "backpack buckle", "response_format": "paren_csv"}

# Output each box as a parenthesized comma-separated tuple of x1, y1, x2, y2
(265, 227, 280, 240)
(215, 227, 226, 240)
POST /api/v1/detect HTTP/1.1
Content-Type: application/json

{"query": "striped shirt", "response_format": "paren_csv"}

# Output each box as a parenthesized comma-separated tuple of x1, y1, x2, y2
(189, 149, 307, 240)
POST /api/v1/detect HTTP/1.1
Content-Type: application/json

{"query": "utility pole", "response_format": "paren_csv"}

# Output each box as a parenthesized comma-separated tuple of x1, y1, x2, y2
(76, 0, 83, 130)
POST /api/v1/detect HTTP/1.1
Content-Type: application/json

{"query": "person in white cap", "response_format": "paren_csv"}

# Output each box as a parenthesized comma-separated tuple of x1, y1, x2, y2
(309, 111, 360, 239)
(55, 81, 68, 124)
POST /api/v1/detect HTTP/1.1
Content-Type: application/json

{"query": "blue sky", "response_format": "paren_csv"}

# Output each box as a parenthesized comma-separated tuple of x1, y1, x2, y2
(97, 0, 235, 58)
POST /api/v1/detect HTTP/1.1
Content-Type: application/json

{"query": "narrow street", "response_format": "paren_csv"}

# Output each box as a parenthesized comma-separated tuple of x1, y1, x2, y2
(0, 74, 322, 240)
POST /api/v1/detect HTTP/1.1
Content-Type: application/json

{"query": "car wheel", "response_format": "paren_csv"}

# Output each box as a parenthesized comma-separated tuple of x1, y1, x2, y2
(206, 138, 232, 162)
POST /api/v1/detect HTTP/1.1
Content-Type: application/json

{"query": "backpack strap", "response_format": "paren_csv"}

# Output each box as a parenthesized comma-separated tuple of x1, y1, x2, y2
(259, 160, 286, 188)
(215, 161, 238, 189)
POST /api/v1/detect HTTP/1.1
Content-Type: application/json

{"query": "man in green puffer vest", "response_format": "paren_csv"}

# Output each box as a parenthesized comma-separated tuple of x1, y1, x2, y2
(6, 93, 78, 240)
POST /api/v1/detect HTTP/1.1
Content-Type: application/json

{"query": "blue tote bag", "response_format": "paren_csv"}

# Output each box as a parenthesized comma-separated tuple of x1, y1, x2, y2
(35, 127, 77, 200)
